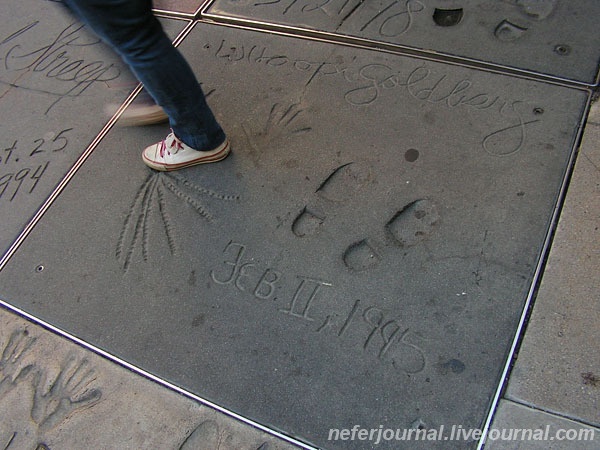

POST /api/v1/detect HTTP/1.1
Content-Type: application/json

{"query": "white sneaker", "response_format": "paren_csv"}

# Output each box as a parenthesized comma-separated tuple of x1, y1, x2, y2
(142, 132, 230, 171)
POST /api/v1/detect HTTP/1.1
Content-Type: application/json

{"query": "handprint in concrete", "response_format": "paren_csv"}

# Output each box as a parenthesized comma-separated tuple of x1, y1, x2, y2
(0, 329, 36, 399)
(31, 354, 102, 431)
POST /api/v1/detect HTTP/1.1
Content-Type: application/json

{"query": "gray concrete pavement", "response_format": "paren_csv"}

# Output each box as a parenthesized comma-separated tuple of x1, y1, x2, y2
(0, 1, 598, 449)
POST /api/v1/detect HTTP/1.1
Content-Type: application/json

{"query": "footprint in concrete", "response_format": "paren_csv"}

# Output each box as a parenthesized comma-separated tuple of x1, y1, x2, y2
(292, 162, 373, 238)
(178, 421, 271, 449)
(385, 199, 440, 247)
(494, 20, 528, 41)
(257, 443, 272, 450)
(342, 240, 381, 272)
(516, 0, 557, 20)
(494, 0, 556, 42)
(178, 420, 220, 449)
(316, 161, 373, 202)
(343, 199, 440, 271)
(292, 165, 439, 272)
(292, 207, 325, 238)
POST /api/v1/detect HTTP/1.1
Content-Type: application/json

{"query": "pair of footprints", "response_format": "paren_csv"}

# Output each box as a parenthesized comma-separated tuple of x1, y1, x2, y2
(291, 162, 439, 271)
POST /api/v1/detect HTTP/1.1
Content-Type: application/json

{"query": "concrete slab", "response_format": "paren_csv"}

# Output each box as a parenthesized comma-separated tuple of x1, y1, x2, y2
(205, 0, 600, 84)
(0, 0, 186, 259)
(505, 116, 600, 427)
(0, 306, 299, 449)
(0, 22, 589, 449)
(486, 400, 599, 449)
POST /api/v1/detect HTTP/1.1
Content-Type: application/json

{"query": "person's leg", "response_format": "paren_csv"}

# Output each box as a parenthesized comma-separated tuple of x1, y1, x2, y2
(63, 0, 226, 151)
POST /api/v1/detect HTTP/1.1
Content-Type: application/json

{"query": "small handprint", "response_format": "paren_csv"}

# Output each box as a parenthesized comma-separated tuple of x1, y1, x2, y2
(31, 354, 102, 431)
(262, 102, 312, 137)
(0, 329, 37, 399)
(242, 102, 312, 154)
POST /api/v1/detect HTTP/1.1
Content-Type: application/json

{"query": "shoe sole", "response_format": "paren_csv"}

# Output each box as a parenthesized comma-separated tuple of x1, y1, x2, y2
(105, 104, 169, 127)
(118, 111, 169, 127)
(142, 139, 231, 171)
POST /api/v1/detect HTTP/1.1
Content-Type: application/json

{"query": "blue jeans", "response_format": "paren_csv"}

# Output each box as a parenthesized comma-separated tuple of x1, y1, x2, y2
(63, 0, 226, 150)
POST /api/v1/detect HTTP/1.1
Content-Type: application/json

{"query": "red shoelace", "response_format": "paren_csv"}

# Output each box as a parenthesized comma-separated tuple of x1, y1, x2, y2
(159, 132, 184, 158)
